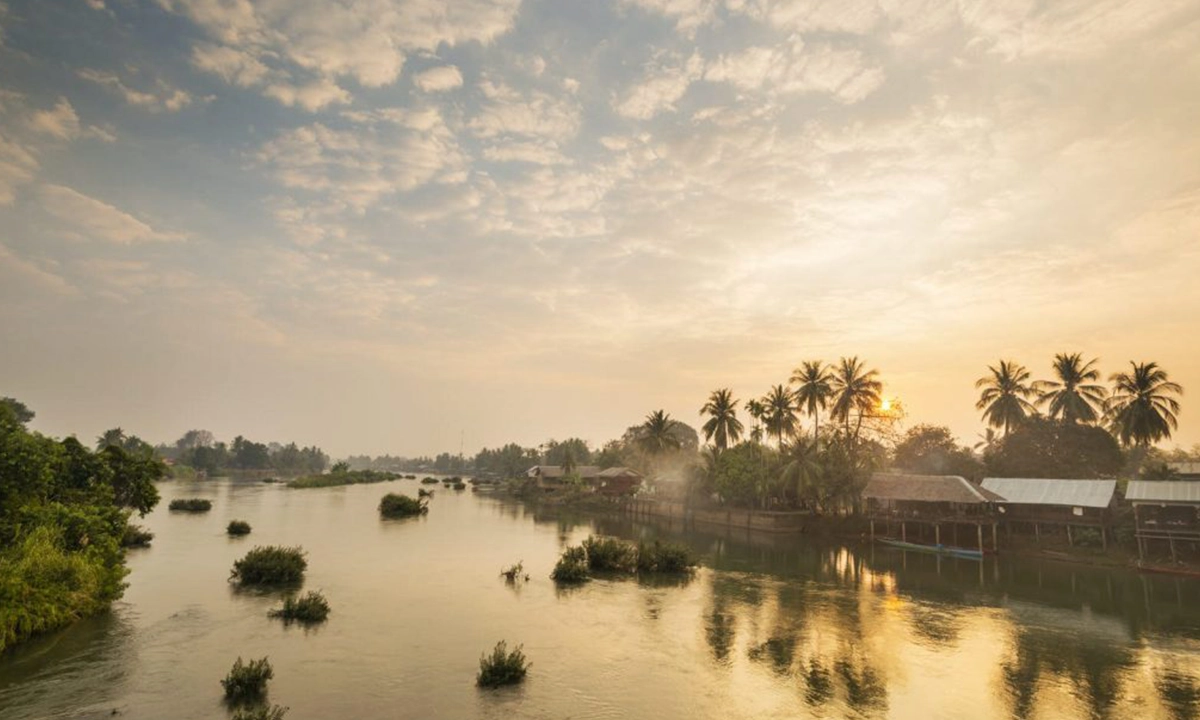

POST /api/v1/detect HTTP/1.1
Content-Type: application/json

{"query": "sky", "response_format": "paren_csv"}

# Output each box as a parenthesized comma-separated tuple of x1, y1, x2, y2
(1, 0, 1198, 458)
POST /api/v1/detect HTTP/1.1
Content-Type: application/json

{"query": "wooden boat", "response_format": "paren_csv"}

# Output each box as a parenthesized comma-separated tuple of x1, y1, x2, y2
(1136, 561, 1200, 579)
(877, 538, 984, 561)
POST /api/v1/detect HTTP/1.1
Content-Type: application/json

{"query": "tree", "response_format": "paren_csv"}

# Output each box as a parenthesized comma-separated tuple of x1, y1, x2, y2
(96, 427, 127, 451)
(175, 429, 215, 451)
(545, 438, 591, 467)
(763, 384, 799, 446)
(711, 442, 775, 508)
(1034, 353, 1106, 424)
(891, 425, 983, 480)
(829, 357, 883, 441)
(0, 397, 34, 426)
(975, 360, 1037, 436)
(637, 410, 683, 455)
(984, 417, 1123, 478)
(98, 445, 164, 516)
(744, 398, 767, 444)
(700, 388, 743, 454)
(1105, 361, 1184, 447)
(791, 361, 833, 442)
(778, 437, 823, 510)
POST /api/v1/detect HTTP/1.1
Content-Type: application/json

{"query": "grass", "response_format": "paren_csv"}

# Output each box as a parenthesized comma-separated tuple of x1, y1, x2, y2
(453, 482, 467, 490)
(230, 546, 307, 585)
(221, 656, 273, 704)
(268, 590, 330, 624)
(476, 641, 529, 688)
(232, 705, 288, 720)
(636, 540, 695, 573)
(288, 470, 400, 488)
(379, 493, 428, 519)
(122, 524, 154, 548)
(582, 536, 636, 572)
(418, 488, 434, 498)
(227, 520, 252, 536)
(550, 545, 589, 584)
(551, 537, 695, 584)
(420, 477, 439, 484)
(501, 561, 529, 583)
(168, 498, 212, 512)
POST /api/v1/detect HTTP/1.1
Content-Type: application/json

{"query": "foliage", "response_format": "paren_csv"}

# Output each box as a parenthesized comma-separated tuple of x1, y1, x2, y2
(168, 498, 212, 512)
(230, 546, 307, 585)
(1105, 361, 1183, 447)
(984, 417, 1123, 478)
(1141, 462, 1181, 482)
(701, 389, 744, 453)
(500, 561, 529, 583)
(635, 541, 695, 573)
(474, 443, 540, 479)
(582, 536, 636, 572)
(1, 397, 34, 425)
(762, 384, 800, 446)
(552, 537, 695, 583)
(830, 357, 883, 440)
(711, 442, 777, 508)
(636, 410, 684, 454)
(420, 477, 439, 484)
(122, 524, 154, 548)
(550, 546, 589, 584)
(976, 360, 1037, 435)
(1034, 353, 1106, 424)
(269, 590, 330, 623)
(543, 438, 592, 467)
(476, 641, 529, 688)
(289, 469, 400, 488)
(418, 488, 434, 498)
(232, 704, 289, 720)
(221, 656, 274, 703)
(227, 520, 252, 536)
(173, 433, 328, 476)
(378, 493, 428, 519)
(891, 425, 984, 480)
(791, 361, 834, 440)
(453, 481, 466, 490)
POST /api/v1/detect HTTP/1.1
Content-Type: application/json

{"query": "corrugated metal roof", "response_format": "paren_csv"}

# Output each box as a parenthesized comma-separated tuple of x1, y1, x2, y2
(981, 478, 1116, 508)
(865, 473, 1003, 504)
(1168, 462, 1200, 477)
(1125, 481, 1200, 503)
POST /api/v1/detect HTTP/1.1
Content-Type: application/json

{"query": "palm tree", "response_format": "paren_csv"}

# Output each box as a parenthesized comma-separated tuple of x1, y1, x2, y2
(744, 399, 767, 444)
(791, 360, 833, 442)
(1034, 352, 1106, 424)
(96, 427, 126, 450)
(763, 384, 799, 446)
(829, 357, 883, 441)
(975, 360, 1037, 435)
(638, 410, 683, 455)
(778, 437, 822, 510)
(1105, 361, 1183, 447)
(700, 388, 743, 455)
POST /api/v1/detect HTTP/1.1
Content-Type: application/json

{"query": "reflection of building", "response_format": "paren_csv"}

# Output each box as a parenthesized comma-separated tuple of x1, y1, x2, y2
(863, 473, 1002, 552)
(525, 465, 642, 495)
(981, 478, 1117, 549)
(1126, 480, 1200, 563)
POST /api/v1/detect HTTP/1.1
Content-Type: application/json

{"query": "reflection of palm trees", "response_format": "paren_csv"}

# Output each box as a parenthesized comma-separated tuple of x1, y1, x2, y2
(835, 656, 888, 712)
(705, 610, 735, 664)
(803, 658, 834, 706)
(1157, 668, 1200, 720)
(748, 635, 796, 675)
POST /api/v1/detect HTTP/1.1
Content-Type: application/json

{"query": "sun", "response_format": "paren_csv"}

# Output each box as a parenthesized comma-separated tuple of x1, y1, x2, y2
(880, 398, 892, 412)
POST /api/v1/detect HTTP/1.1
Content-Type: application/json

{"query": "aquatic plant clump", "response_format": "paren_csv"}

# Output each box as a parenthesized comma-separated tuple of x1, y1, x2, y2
(221, 656, 274, 703)
(476, 641, 529, 688)
(269, 590, 330, 623)
(230, 546, 307, 585)
(378, 493, 428, 519)
(418, 488, 434, 498)
(582, 536, 636, 572)
(122, 524, 154, 548)
(420, 477, 439, 484)
(232, 705, 288, 720)
(168, 498, 212, 512)
(288, 470, 400, 488)
(636, 541, 696, 574)
(550, 545, 589, 584)
(227, 520, 252, 536)
(500, 561, 529, 583)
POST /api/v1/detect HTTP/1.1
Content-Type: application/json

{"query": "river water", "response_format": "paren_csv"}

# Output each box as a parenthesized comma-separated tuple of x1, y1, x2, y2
(3, 477, 1200, 719)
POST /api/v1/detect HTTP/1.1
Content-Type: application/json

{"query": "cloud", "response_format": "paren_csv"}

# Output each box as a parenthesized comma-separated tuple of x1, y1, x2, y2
(615, 52, 703, 120)
(706, 41, 885, 103)
(190, 43, 270, 87)
(413, 65, 464, 92)
(27, 97, 80, 139)
(39, 184, 184, 244)
(0, 242, 76, 295)
(622, 0, 719, 35)
(0, 134, 38, 205)
(482, 140, 568, 165)
(77, 68, 193, 112)
(470, 80, 581, 142)
(263, 78, 351, 111)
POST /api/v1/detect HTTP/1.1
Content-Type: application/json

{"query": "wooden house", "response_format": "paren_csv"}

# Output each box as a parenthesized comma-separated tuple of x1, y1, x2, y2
(981, 477, 1117, 548)
(863, 473, 1004, 553)
(1125, 480, 1200, 563)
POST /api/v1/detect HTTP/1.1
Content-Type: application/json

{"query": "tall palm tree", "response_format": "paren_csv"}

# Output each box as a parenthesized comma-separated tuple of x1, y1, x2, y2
(700, 388, 743, 454)
(829, 357, 883, 441)
(96, 427, 126, 450)
(1034, 352, 1106, 424)
(1105, 361, 1183, 447)
(975, 360, 1037, 436)
(791, 360, 833, 442)
(744, 398, 767, 444)
(763, 384, 799, 446)
(638, 410, 683, 455)
(778, 437, 822, 510)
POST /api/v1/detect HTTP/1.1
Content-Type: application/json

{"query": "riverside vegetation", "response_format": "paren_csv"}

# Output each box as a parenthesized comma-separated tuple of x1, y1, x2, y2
(288, 468, 400, 488)
(222, 656, 274, 704)
(476, 641, 529, 688)
(230, 546, 307, 585)
(551, 536, 695, 584)
(168, 498, 212, 512)
(378, 493, 428, 518)
(269, 591, 331, 624)
(227, 519, 252, 536)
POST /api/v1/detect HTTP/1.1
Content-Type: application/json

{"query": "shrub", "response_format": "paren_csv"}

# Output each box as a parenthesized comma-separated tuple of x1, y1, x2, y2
(168, 498, 212, 513)
(550, 545, 589, 584)
(227, 520, 252, 536)
(476, 641, 529, 688)
(122, 524, 154, 548)
(500, 561, 529, 583)
(453, 482, 466, 490)
(289, 470, 400, 489)
(221, 656, 273, 703)
(420, 477, 438, 484)
(230, 546, 307, 585)
(232, 705, 288, 720)
(636, 541, 695, 574)
(418, 488, 434, 498)
(268, 590, 330, 623)
(378, 493, 428, 519)
(582, 536, 635, 572)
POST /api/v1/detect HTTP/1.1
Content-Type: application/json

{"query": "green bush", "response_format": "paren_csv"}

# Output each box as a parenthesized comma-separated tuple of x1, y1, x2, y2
(169, 498, 212, 512)
(582, 536, 635, 572)
(636, 541, 695, 573)
(221, 656, 273, 703)
(227, 520, 252, 536)
(550, 545, 589, 584)
(420, 477, 438, 484)
(269, 591, 330, 623)
(500, 561, 529, 583)
(378, 493, 428, 519)
(122, 523, 154, 548)
(230, 546, 307, 585)
(418, 488, 434, 498)
(232, 705, 288, 720)
(288, 470, 400, 488)
(453, 482, 467, 490)
(476, 641, 529, 688)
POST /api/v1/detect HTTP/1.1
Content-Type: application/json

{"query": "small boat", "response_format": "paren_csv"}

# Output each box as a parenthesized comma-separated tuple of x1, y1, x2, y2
(1136, 562, 1200, 579)
(877, 538, 984, 561)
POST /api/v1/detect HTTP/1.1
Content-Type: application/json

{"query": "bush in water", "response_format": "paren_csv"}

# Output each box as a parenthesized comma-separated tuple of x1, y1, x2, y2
(227, 520, 252, 536)
(477, 641, 529, 688)
(168, 498, 212, 512)
(268, 591, 330, 624)
(221, 656, 273, 703)
(378, 493, 428, 519)
(230, 546, 307, 585)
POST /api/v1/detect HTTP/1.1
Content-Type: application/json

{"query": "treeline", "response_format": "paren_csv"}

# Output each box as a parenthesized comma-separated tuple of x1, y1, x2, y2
(157, 429, 328, 475)
(0, 397, 164, 652)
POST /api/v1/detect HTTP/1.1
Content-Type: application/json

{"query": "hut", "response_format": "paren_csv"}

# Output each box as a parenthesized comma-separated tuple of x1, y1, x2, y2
(526, 465, 602, 491)
(596, 467, 642, 496)
(863, 473, 1004, 553)
(1125, 480, 1200, 563)
(980, 478, 1117, 548)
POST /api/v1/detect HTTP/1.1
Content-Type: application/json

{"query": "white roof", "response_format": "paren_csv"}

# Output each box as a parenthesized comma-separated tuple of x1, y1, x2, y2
(1126, 480, 1200, 503)
(981, 478, 1116, 509)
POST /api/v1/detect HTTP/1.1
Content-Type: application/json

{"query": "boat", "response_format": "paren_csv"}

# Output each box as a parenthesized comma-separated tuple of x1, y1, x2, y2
(1136, 561, 1200, 579)
(877, 538, 984, 560)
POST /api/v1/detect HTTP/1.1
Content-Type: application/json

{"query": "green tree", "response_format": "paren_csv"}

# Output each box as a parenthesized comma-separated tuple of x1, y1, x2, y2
(96, 427, 127, 451)
(891, 425, 983, 480)
(700, 388, 743, 454)
(712, 442, 776, 508)
(984, 417, 1123, 478)
(975, 360, 1037, 436)
(1105, 361, 1183, 447)
(545, 438, 591, 467)
(1034, 353, 1106, 424)
(778, 437, 823, 510)
(638, 410, 683, 455)
(0, 397, 34, 425)
(829, 357, 883, 441)
(791, 361, 833, 442)
(744, 398, 767, 444)
(763, 384, 799, 446)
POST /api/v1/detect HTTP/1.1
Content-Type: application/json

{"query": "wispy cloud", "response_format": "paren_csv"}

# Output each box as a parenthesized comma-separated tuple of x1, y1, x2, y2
(40, 184, 184, 244)
(77, 68, 194, 112)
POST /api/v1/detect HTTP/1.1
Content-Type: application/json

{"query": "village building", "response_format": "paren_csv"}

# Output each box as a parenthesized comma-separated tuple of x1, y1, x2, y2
(980, 477, 1117, 549)
(525, 465, 642, 496)
(1125, 480, 1200, 564)
(863, 473, 1004, 554)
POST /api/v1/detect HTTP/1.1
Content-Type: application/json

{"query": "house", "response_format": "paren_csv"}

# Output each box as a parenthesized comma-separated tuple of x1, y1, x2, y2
(981, 477, 1117, 548)
(596, 467, 642, 496)
(524, 465, 642, 495)
(1167, 462, 1200, 481)
(1125, 480, 1200, 563)
(863, 473, 1004, 552)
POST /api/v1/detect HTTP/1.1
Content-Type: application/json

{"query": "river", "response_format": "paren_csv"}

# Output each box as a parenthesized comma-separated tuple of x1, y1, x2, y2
(3, 477, 1200, 719)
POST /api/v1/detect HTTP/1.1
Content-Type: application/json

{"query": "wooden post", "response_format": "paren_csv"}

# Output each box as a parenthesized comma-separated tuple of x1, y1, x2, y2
(1170, 536, 1177, 563)
(1101, 527, 1107, 550)
(901, 522, 907, 542)
(870, 519, 875, 540)
(1067, 525, 1073, 547)
(977, 523, 984, 553)
(1035, 523, 1040, 542)
(992, 523, 998, 551)
(935, 524, 940, 545)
